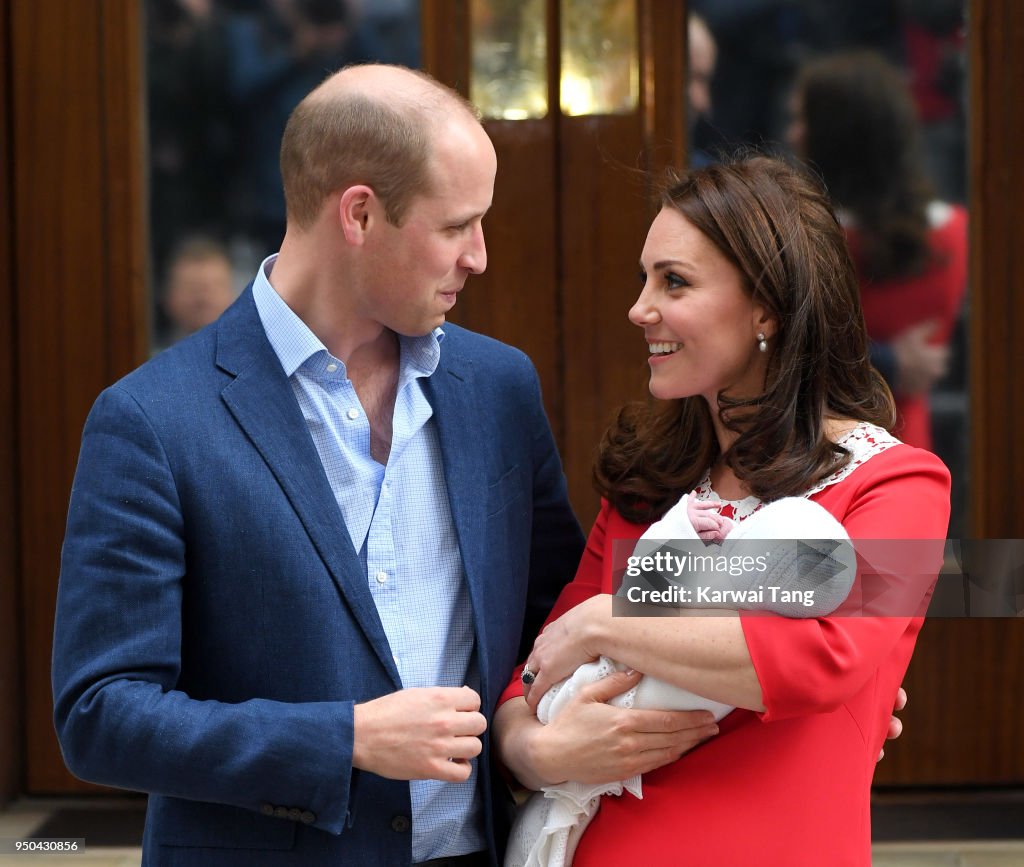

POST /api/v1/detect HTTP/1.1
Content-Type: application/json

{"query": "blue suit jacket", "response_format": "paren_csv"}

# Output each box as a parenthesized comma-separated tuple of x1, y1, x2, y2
(52, 289, 584, 866)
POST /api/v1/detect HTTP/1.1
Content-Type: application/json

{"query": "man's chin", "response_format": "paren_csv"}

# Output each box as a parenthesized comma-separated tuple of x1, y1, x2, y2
(392, 318, 445, 338)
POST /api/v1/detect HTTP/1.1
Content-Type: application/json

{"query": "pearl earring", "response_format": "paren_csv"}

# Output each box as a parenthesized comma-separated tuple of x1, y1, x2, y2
(757, 332, 767, 353)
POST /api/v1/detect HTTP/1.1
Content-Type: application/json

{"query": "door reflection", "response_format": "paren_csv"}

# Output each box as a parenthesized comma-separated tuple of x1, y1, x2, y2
(145, 0, 421, 351)
(687, 0, 969, 537)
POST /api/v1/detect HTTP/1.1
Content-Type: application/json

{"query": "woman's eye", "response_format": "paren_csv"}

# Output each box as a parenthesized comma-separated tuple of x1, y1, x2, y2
(665, 272, 688, 289)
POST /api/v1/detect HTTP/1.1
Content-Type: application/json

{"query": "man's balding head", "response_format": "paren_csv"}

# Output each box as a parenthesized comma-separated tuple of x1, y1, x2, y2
(280, 64, 482, 229)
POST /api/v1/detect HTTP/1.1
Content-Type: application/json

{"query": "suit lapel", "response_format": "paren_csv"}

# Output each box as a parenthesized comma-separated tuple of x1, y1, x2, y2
(423, 349, 494, 704)
(215, 291, 401, 688)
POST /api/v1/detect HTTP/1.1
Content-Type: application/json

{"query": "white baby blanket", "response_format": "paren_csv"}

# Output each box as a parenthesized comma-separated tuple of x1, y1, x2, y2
(505, 495, 856, 867)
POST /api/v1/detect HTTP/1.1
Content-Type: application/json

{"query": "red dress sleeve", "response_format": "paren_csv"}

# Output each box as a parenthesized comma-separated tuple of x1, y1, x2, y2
(741, 445, 951, 721)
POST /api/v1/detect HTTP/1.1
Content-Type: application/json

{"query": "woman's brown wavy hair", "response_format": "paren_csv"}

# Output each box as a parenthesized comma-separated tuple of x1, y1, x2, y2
(594, 156, 896, 525)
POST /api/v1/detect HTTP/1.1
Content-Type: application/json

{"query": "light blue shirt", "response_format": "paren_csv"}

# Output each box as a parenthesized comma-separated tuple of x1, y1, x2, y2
(252, 256, 483, 860)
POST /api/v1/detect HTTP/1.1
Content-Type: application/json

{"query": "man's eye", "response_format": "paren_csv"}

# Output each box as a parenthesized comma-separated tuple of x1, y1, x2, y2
(638, 270, 647, 285)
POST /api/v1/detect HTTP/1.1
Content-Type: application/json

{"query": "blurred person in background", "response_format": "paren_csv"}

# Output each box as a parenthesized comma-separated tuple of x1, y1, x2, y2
(222, 0, 367, 254)
(160, 236, 239, 348)
(901, 0, 967, 204)
(683, 16, 952, 413)
(687, 13, 718, 169)
(146, 0, 234, 280)
(788, 50, 967, 451)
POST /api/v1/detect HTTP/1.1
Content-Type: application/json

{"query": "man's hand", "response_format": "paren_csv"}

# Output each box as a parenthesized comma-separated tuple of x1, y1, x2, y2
(878, 686, 908, 761)
(892, 321, 950, 396)
(353, 686, 486, 782)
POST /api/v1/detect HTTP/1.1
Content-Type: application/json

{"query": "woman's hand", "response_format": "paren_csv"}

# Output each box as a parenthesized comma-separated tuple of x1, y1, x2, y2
(523, 594, 613, 712)
(878, 686, 908, 761)
(495, 673, 720, 790)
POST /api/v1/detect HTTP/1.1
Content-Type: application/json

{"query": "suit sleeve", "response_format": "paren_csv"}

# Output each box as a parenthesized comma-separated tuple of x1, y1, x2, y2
(499, 499, 615, 706)
(52, 385, 356, 834)
(517, 361, 586, 663)
(740, 447, 951, 721)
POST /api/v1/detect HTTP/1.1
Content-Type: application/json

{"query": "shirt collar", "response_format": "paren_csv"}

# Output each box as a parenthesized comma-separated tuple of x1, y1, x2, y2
(252, 253, 444, 381)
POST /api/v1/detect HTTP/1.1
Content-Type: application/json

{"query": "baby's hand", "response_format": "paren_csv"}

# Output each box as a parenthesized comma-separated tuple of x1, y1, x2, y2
(687, 496, 734, 543)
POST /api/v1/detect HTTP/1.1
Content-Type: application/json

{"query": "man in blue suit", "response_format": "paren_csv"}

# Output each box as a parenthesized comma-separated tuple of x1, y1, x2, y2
(53, 64, 716, 865)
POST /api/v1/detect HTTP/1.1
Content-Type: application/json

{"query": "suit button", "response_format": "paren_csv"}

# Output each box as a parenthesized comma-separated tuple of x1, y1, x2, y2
(260, 803, 274, 817)
(391, 815, 411, 833)
(300, 811, 316, 825)
(274, 806, 289, 819)
(288, 808, 302, 822)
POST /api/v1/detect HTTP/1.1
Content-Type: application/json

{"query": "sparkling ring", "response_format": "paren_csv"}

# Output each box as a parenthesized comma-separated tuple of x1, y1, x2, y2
(521, 663, 536, 685)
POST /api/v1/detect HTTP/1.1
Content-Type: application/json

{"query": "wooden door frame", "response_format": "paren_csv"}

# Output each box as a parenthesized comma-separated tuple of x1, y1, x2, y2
(1, 0, 1021, 798)
(968, 0, 1024, 539)
(1, 0, 22, 807)
(6, 0, 147, 795)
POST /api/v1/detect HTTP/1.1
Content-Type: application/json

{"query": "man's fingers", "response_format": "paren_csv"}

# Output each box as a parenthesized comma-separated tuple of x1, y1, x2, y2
(446, 733, 484, 761)
(446, 710, 487, 738)
(452, 685, 483, 712)
(431, 756, 475, 782)
(353, 688, 487, 780)
(894, 687, 908, 712)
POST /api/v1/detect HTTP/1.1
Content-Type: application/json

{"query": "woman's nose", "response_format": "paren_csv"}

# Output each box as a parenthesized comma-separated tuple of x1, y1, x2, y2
(628, 287, 659, 327)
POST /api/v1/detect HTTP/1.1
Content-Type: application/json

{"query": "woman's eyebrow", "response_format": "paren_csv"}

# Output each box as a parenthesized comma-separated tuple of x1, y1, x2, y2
(648, 259, 697, 271)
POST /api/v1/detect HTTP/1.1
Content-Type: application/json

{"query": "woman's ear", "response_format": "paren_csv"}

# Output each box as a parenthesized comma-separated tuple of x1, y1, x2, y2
(753, 305, 778, 342)
(338, 185, 375, 245)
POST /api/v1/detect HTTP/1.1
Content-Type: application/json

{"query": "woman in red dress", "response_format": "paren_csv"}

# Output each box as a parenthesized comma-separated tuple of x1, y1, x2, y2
(788, 50, 968, 451)
(494, 157, 949, 866)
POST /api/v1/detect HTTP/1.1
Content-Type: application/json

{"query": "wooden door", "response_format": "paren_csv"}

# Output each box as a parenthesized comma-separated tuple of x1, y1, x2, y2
(0, 0, 20, 807)
(424, 0, 687, 526)
(5, 0, 1023, 796)
(873, 0, 1024, 787)
(8, 0, 147, 793)
(426, 0, 1024, 790)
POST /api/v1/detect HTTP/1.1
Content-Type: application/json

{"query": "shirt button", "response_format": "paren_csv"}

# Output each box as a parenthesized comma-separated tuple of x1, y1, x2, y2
(347, 408, 359, 420)
(326, 363, 338, 372)
(375, 571, 388, 584)
(391, 815, 411, 833)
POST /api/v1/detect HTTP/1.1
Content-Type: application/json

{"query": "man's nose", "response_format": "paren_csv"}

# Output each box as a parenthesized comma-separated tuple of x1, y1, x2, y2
(459, 224, 487, 274)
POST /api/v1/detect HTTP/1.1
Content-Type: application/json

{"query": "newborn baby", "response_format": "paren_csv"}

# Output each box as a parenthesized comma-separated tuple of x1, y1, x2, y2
(505, 494, 857, 867)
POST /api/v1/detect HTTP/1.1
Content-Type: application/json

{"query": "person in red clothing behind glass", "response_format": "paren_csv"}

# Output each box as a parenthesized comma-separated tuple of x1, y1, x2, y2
(494, 156, 949, 867)
(787, 49, 968, 451)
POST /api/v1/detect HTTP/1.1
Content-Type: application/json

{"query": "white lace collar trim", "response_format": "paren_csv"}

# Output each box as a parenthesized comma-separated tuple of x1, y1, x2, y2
(692, 422, 901, 522)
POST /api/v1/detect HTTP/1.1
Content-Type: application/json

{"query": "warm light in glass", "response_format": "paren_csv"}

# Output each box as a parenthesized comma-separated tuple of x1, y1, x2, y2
(470, 0, 549, 119)
(560, 0, 639, 116)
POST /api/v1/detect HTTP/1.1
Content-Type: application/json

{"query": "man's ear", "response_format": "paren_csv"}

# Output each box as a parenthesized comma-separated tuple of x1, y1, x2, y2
(338, 185, 376, 245)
